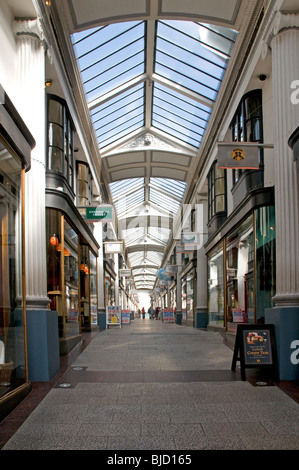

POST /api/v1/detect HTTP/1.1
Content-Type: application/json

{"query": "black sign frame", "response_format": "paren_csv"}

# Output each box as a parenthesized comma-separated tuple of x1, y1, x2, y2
(231, 324, 278, 381)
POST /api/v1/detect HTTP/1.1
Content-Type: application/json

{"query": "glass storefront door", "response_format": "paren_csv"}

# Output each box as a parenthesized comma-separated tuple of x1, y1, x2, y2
(208, 242, 224, 327)
(0, 140, 27, 395)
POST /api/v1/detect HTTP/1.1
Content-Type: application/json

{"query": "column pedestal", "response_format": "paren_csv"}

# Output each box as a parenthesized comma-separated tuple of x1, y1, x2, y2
(26, 310, 60, 381)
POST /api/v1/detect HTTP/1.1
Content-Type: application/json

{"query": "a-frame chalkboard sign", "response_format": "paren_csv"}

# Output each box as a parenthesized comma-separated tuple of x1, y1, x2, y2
(231, 324, 278, 381)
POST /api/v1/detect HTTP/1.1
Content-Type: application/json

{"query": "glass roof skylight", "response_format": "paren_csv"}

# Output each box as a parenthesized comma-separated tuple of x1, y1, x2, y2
(149, 178, 187, 215)
(109, 178, 145, 217)
(71, 19, 238, 290)
(152, 82, 211, 147)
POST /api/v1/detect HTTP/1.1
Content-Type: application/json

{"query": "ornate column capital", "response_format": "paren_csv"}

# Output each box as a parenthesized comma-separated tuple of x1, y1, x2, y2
(262, 11, 299, 60)
(12, 18, 45, 47)
(273, 11, 299, 36)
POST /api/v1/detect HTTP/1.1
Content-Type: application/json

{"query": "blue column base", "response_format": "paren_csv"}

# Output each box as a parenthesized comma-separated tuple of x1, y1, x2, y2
(26, 309, 60, 382)
(195, 309, 208, 328)
(176, 311, 182, 324)
(98, 309, 106, 329)
(265, 307, 299, 380)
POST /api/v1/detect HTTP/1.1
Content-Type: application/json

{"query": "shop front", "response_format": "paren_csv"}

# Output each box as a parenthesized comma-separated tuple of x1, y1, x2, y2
(0, 91, 34, 420)
(46, 207, 99, 354)
(104, 259, 116, 307)
(207, 206, 276, 334)
(181, 260, 196, 327)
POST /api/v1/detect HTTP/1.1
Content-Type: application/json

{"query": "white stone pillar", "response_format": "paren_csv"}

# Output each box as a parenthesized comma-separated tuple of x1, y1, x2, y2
(195, 200, 208, 327)
(93, 223, 106, 328)
(114, 253, 119, 306)
(270, 12, 299, 307)
(264, 12, 299, 380)
(13, 19, 49, 309)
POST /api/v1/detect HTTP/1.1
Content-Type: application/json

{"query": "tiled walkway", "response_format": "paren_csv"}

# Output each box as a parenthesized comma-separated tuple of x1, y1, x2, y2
(1, 318, 299, 450)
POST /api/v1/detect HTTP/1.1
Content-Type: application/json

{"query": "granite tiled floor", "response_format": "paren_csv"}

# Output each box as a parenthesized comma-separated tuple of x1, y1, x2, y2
(1, 318, 299, 450)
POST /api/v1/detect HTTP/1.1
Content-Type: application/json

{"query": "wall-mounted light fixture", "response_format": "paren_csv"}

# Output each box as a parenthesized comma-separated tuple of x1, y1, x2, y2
(45, 79, 53, 87)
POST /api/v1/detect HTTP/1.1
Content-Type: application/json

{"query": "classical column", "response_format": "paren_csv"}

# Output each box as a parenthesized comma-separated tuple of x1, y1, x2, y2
(264, 12, 299, 380)
(13, 19, 49, 309)
(93, 223, 106, 328)
(176, 253, 182, 324)
(13, 19, 59, 381)
(270, 12, 299, 308)
(195, 200, 208, 328)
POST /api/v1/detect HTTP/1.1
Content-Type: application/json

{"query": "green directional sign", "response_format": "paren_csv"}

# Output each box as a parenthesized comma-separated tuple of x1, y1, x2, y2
(86, 205, 113, 222)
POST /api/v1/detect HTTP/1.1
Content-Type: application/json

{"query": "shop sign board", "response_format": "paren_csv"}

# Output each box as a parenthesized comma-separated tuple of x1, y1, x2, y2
(218, 143, 259, 169)
(104, 241, 123, 253)
(121, 309, 130, 324)
(119, 269, 131, 277)
(164, 265, 178, 275)
(163, 308, 175, 323)
(86, 205, 113, 222)
(176, 243, 194, 253)
(181, 233, 201, 245)
(231, 324, 278, 380)
(106, 305, 121, 328)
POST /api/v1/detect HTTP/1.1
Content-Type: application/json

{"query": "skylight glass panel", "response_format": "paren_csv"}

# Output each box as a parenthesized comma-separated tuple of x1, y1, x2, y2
(150, 178, 187, 200)
(91, 83, 144, 148)
(72, 21, 145, 104)
(148, 226, 170, 244)
(155, 21, 229, 101)
(149, 187, 181, 214)
(113, 187, 144, 216)
(109, 178, 144, 199)
(152, 83, 211, 147)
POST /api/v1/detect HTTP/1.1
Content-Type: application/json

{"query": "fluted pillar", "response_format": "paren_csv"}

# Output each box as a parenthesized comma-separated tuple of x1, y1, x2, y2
(264, 12, 299, 380)
(195, 200, 208, 328)
(13, 19, 59, 381)
(270, 13, 299, 307)
(93, 223, 106, 328)
(14, 19, 49, 309)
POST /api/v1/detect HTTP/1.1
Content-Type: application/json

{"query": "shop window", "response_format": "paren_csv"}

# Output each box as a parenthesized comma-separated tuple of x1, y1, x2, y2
(80, 246, 97, 329)
(0, 139, 26, 393)
(46, 210, 80, 339)
(90, 252, 98, 325)
(255, 206, 276, 322)
(47, 95, 74, 189)
(226, 216, 254, 333)
(230, 89, 263, 186)
(208, 162, 226, 221)
(77, 162, 92, 208)
(207, 242, 224, 327)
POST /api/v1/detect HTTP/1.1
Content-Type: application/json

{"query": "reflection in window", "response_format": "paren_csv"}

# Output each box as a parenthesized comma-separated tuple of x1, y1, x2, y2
(64, 220, 79, 337)
(208, 162, 226, 221)
(47, 95, 74, 188)
(0, 140, 26, 392)
(208, 243, 224, 327)
(230, 89, 263, 185)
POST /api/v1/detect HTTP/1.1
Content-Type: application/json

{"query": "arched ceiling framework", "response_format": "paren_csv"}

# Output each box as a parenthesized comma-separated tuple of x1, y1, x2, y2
(52, 0, 259, 292)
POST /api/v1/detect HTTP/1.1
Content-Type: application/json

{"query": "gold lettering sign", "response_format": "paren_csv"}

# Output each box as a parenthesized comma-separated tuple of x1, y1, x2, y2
(231, 148, 245, 161)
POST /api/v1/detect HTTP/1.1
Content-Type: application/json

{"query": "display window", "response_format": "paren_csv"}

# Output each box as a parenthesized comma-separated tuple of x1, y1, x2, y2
(80, 246, 98, 329)
(207, 242, 224, 327)
(47, 210, 80, 338)
(181, 270, 195, 325)
(0, 140, 27, 396)
(105, 272, 115, 307)
(64, 220, 79, 337)
(226, 215, 254, 333)
(255, 206, 276, 322)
